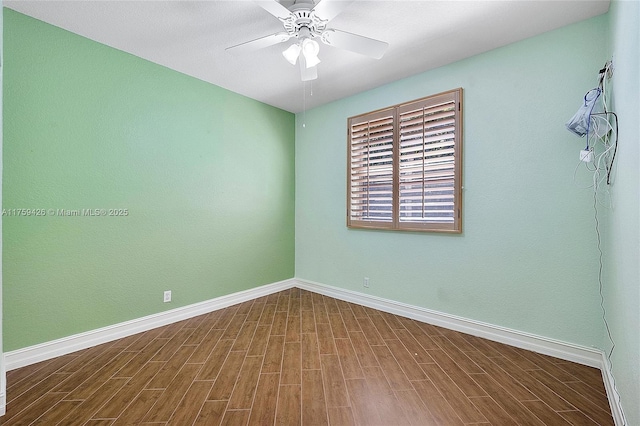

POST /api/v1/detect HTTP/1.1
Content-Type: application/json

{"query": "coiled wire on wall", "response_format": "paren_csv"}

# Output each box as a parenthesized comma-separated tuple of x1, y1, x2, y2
(570, 61, 618, 197)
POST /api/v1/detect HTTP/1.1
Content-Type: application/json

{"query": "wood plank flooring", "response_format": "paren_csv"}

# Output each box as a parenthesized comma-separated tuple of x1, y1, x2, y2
(1, 288, 614, 425)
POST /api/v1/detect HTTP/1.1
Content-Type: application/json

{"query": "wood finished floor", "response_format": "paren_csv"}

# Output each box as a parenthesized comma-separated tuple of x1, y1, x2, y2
(2, 288, 614, 425)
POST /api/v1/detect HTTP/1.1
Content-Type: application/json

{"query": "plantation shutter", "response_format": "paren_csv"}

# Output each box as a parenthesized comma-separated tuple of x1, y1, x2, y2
(347, 88, 462, 233)
(348, 109, 395, 228)
(397, 90, 461, 231)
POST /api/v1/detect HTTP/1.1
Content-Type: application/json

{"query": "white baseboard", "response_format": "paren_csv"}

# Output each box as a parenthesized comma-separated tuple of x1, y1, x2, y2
(8, 277, 605, 372)
(4, 279, 296, 371)
(0, 359, 4, 416)
(294, 278, 604, 368)
(601, 354, 628, 426)
(295, 278, 630, 424)
(4, 277, 624, 423)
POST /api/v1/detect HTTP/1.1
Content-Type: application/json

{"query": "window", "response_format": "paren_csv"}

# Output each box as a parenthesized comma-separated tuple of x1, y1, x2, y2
(348, 88, 463, 233)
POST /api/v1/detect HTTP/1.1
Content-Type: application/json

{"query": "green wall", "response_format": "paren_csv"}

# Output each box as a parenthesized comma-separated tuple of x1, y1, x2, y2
(3, 9, 295, 351)
(0, 0, 5, 404)
(295, 16, 610, 347)
(605, 0, 640, 424)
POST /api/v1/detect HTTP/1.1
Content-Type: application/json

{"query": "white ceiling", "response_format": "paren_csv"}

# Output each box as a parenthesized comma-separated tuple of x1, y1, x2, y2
(5, 0, 610, 113)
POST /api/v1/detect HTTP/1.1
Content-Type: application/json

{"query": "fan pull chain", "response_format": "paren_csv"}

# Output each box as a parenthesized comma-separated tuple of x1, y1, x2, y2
(302, 81, 306, 128)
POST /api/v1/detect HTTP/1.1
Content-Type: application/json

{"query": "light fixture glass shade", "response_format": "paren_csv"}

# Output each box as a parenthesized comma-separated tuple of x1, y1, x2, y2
(282, 43, 301, 65)
(301, 38, 320, 68)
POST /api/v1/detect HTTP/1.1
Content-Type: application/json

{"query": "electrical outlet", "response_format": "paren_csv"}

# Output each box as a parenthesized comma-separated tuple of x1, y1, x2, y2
(363, 277, 370, 288)
(163, 290, 172, 303)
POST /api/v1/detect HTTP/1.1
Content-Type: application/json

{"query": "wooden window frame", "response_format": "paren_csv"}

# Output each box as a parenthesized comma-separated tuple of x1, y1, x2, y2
(347, 88, 463, 233)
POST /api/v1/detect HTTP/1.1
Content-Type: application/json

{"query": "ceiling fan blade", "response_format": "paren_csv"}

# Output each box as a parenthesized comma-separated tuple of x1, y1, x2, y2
(321, 29, 388, 59)
(299, 56, 318, 81)
(255, 0, 293, 20)
(226, 32, 291, 54)
(312, 0, 354, 22)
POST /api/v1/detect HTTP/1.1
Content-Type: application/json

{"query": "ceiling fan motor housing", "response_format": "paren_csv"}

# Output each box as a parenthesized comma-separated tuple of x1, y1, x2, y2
(282, 3, 327, 39)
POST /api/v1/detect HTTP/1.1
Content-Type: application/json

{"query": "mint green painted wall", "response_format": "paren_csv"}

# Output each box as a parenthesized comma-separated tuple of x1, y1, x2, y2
(605, 1, 640, 423)
(1, 0, 5, 402)
(3, 9, 295, 352)
(296, 16, 609, 347)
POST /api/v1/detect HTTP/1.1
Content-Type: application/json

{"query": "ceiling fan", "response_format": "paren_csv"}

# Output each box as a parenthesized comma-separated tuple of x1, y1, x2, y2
(226, 0, 389, 81)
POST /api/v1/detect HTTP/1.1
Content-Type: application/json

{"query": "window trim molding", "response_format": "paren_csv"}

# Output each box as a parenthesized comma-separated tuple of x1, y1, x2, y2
(347, 88, 463, 233)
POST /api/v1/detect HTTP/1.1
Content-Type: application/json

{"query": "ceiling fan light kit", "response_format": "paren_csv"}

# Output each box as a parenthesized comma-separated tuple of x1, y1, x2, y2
(301, 38, 321, 68)
(226, 0, 389, 81)
(282, 27, 321, 68)
(282, 43, 302, 65)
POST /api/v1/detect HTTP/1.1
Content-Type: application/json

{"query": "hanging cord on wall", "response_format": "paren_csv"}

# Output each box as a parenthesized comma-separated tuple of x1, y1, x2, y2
(573, 61, 618, 206)
(593, 177, 628, 426)
(301, 80, 313, 129)
(585, 61, 627, 426)
(591, 111, 618, 185)
(572, 115, 616, 196)
(594, 60, 619, 185)
(302, 81, 307, 128)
